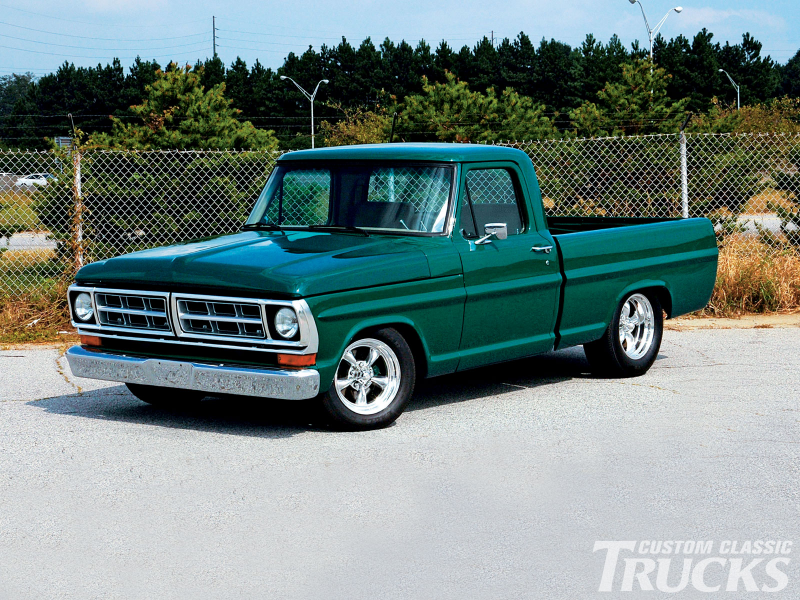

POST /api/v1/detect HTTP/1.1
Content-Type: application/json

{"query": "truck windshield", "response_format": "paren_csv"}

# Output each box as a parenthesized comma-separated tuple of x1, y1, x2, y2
(246, 163, 455, 234)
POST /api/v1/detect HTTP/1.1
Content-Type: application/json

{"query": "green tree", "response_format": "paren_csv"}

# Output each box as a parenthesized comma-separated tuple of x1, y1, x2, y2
(398, 71, 557, 142)
(531, 38, 581, 112)
(91, 65, 278, 150)
(654, 30, 720, 112)
(0, 73, 35, 118)
(718, 33, 779, 106)
(571, 59, 689, 136)
(576, 34, 629, 102)
(781, 50, 800, 98)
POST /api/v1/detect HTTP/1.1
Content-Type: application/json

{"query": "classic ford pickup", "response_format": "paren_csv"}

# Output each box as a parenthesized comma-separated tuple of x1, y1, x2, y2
(66, 143, 718, 429)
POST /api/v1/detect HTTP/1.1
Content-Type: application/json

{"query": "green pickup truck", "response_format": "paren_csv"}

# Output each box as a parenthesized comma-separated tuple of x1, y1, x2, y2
(66, 144, 718, 429)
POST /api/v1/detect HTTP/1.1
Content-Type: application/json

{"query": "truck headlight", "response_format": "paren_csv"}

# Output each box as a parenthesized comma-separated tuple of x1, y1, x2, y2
(275, 308, 299, 338)
(74, 293, 94, 321)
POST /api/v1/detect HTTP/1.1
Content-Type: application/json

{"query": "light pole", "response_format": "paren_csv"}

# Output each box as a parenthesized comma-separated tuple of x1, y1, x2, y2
(718, 69, 741, 111)
(280, 76, 329, 149)
(627, 0, 683, 63)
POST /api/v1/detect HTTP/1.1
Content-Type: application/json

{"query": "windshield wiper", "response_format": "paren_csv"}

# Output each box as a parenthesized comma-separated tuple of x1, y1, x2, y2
(306, 224, 370, 237)
(241, 222, 284, 232)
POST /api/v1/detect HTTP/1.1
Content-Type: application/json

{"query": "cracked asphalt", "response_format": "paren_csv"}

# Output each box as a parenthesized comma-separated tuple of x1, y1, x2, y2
(0, 328, 798, 599)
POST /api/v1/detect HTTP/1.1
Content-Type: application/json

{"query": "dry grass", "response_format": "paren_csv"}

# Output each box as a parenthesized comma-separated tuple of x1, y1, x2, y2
(0, 247, 57, 269)
(705, 237, 800, 316)
(0, 282, 73, 344)
(742, 188, 796, 215)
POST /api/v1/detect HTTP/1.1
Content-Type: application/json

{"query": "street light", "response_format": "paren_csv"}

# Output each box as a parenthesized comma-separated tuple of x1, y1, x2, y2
(628, 0, 683, 62)
(718, 69, 741, 111)
(280, 76, 329, 149)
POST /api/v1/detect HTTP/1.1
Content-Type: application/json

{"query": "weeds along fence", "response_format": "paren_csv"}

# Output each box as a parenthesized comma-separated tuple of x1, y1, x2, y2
(1, 133, 799, 303)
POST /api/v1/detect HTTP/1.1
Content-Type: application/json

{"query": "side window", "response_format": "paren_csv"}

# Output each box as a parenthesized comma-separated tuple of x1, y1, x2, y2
(464, 169, 524, 236)
(266, 169, 330, 226)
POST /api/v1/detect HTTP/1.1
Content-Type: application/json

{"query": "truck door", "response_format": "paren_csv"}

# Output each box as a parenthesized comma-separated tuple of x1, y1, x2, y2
(455, 163, 561, 370)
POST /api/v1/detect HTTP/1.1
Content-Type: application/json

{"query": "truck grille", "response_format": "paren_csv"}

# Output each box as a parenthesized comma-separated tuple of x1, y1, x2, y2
(175, 297, 267, 339)
(95, 291, 171, 332)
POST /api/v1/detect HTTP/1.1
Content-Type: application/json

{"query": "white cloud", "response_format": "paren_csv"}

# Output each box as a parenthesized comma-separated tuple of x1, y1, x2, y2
(678, 7, 786, 31)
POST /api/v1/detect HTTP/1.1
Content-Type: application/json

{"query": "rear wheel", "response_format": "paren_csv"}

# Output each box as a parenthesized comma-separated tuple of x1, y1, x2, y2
(320, 328, 416, 430)
(126, 383, 206, 407)
(583, 291, 663, 377)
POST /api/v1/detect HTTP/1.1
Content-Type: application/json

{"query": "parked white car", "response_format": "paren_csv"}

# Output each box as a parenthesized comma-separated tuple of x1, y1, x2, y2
(16, 173, 54, 187)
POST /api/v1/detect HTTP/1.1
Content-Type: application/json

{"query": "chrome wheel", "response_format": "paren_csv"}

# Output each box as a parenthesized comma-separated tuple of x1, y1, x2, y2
(618, 293, 655, 360)
(334, 338, 402, 415)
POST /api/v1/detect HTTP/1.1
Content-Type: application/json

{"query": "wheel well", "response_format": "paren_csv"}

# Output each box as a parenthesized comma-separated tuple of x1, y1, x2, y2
(644, 286, 673, 319)
(352, 323, 428, 380)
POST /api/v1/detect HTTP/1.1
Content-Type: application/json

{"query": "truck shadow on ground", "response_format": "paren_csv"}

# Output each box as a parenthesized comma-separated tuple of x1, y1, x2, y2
(32, 347, 597, 437)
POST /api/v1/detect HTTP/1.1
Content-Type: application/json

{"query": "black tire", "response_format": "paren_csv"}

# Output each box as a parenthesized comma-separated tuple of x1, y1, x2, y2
(126, 383, 206, 407)
(320, 327, 416, 430)
(583, 291, 663, 378)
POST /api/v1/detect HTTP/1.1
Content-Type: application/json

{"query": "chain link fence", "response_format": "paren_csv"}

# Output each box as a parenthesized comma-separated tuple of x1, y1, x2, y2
(2, 133, 799, 296)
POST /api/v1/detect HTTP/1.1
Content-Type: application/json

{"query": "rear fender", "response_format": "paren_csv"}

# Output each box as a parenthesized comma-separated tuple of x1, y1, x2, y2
(605, 280, 672, 330)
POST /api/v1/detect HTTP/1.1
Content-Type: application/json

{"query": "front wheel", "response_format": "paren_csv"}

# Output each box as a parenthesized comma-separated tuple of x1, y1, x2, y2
(583, 291, 663, 377)
(320, 328, 416, 430)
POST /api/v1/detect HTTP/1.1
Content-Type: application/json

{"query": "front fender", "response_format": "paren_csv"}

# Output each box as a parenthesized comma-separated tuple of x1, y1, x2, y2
(305, 276, 466, 391)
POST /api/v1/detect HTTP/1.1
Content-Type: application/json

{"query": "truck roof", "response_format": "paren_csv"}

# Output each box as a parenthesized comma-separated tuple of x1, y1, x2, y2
(278, 142, 530, 164)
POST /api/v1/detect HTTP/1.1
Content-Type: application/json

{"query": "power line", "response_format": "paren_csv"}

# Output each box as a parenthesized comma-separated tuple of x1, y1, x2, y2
(217, 28, 353, 42)
(215, 15, 498, 40)
(0, 32, 211, 52)
(0, 42, 211, 60)
(0, 20, 208, 42)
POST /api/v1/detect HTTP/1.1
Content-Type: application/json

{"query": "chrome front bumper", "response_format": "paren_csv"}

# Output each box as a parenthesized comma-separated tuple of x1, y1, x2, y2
(65, 346, 320, 400)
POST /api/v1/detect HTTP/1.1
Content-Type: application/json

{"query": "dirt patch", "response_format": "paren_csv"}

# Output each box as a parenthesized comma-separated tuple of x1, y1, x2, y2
(666, 313, 800, 330)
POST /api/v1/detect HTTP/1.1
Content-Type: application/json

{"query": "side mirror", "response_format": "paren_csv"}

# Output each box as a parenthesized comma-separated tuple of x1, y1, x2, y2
(475, 222, 508, 245)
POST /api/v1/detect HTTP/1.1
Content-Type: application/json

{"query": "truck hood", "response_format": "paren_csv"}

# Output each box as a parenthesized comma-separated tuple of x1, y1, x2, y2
(75, 230, 432, 297)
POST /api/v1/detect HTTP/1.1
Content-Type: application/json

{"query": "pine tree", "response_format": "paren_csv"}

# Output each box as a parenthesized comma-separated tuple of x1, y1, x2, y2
(571, 59, 689, 136)
(91, 65, 278, 150)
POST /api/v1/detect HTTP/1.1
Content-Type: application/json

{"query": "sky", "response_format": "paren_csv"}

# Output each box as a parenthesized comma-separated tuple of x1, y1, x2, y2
(1, 0, 798, 78)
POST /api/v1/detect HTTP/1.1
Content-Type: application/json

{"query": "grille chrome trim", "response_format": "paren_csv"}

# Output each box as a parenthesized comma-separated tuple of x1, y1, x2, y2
(95, 291, 171, 332)
(175, 296, 269, 340)
(170, 293, 317, 351)
(69, 286, 173, 337)
(69, 285, 319, 354)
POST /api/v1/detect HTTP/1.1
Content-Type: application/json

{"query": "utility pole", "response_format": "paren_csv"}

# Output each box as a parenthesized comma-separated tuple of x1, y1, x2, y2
(213, 16, 217, 57)
(491, 30, 494, 47)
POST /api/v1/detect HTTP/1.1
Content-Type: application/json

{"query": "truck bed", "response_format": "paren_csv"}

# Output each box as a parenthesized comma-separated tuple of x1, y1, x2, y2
(551, 218, 718, 350)
(546, 216, 680, 236)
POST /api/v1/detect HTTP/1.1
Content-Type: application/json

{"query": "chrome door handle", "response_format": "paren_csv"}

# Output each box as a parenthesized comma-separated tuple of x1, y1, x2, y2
(531, 245, 553, 254)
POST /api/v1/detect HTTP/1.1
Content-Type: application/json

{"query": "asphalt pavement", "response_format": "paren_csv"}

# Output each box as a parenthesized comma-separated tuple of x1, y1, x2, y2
(0, 328, 798, 599)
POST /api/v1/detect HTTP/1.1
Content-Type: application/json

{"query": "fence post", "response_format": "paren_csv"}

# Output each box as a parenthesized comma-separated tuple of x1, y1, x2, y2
(679, 114, 692, 219)
(72, 148, 84, 271)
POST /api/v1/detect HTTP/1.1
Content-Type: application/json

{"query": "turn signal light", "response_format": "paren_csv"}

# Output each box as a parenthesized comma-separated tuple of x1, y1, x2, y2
(80, 335, 102, 347)
(276, 353, 316, 367)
